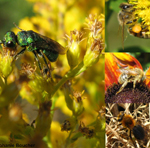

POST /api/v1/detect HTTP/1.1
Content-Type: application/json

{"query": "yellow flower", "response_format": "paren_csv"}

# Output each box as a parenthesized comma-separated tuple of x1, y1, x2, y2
(0, 52, 13, 79)
(66, 30, 84, 69)
(129, 0, 150, 34)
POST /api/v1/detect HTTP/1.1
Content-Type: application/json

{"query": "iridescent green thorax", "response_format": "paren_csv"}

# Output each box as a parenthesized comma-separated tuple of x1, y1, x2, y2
(3, 31, 16, 48)
(17, 31, 28, 46)
(17, 30, 42, 51)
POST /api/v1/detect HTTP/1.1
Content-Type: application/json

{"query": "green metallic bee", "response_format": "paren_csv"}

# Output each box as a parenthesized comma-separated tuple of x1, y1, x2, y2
(0, 26, 66, 76)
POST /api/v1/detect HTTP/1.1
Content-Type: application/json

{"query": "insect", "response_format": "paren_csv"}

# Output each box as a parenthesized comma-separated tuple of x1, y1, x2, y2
(118, 112, 145, 140)
(0, 26, 66, 76)
(118, 2, 135, 49)
(118, 3, 135, 26)
(118, 2, 150, 49)
(116, 67, 146, 94)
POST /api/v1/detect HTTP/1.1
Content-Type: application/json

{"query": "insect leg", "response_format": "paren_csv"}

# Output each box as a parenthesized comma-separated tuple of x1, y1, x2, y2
(116, 80, 128, 94)
(33, 51, 42, 72)
(39, 50, 51, 77)
(133, 79, 137, 89)
(129, 129, 137, 148)
(13, 48, 26, 62)
(129, 129, 132, 139)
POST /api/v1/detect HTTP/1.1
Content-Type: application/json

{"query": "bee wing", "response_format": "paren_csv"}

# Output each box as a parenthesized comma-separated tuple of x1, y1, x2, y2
(116, 67, 129, 73)
(117, 67, 138, 75)
(35, 33, 67, 54)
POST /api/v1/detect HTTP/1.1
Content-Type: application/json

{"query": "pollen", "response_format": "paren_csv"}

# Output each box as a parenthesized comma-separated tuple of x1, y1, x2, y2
(132, 24, 142, 33)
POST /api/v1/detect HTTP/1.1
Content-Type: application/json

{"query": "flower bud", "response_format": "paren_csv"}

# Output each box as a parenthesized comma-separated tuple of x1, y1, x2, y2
(0, 52, 13, 78)
(71, 90, 85, 117)
(83, 14, 104, 69)
(66, 30, 84, 69)
(0, 82, 20, 107)
(83, 39, 103, 68)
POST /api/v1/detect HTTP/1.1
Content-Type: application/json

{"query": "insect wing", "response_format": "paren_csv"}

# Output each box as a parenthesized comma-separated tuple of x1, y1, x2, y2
(118, 67, 139, 75)
(35, 33, 66, 54)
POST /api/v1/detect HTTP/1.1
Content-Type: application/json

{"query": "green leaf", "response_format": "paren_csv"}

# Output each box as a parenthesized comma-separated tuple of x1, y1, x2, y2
(110, 0, 127, 12)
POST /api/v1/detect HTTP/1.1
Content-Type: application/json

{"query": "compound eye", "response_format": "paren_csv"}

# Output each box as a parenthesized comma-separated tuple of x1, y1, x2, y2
(123, 5, 128, 9)
(6, 41, 15, 47)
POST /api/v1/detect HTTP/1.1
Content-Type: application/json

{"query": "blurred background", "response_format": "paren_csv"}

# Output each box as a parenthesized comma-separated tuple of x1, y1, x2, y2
(0, 0, 34, 39)
(106, 0, 150, 52)
(130, 53, 150, 70)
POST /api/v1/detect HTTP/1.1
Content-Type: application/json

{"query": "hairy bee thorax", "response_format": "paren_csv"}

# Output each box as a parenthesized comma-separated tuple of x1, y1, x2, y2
(117, 67, 145, 94)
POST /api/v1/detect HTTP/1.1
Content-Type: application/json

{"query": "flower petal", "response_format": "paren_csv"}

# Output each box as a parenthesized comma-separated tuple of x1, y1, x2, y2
(113, 53, 143, 69)
(145, 67, 150, 86)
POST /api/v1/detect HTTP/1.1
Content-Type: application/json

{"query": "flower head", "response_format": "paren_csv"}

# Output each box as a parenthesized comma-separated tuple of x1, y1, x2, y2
(129, 0, 150, 34)
(65, 30, 84, 69)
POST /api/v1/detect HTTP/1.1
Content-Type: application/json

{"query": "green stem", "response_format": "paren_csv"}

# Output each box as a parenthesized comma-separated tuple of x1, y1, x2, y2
(47, 129, 52, 147)
(64, 117, 77, 148)
(51, 61, 84, 97)
(64, 128, 74, 148)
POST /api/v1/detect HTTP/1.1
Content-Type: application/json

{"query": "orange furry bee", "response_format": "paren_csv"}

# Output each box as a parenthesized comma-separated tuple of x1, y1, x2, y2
(118, 112, 145, 140)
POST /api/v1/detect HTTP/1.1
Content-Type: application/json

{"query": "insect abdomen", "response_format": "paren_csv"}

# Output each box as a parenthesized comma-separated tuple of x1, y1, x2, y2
(128, 30, 150, 38)
(43, 49, 58, 62)
(133, 125, 145, 140)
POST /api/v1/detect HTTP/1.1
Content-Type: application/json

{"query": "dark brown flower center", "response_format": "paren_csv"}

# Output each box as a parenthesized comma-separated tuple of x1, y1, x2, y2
(105, 81, 150, 103)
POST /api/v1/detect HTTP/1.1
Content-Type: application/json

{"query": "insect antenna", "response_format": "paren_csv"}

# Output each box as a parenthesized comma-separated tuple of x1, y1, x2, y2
(13, 22, 25, 31)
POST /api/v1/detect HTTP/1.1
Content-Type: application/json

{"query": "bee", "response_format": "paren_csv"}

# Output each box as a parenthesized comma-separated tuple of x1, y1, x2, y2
(118, 112, 145, 140)
(116, 67, 146, 94)
(118, 2, 150, 48)
(0, 25, 66, 77)
(118, 3, 135, 49)
(118, 3, 135, 26)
